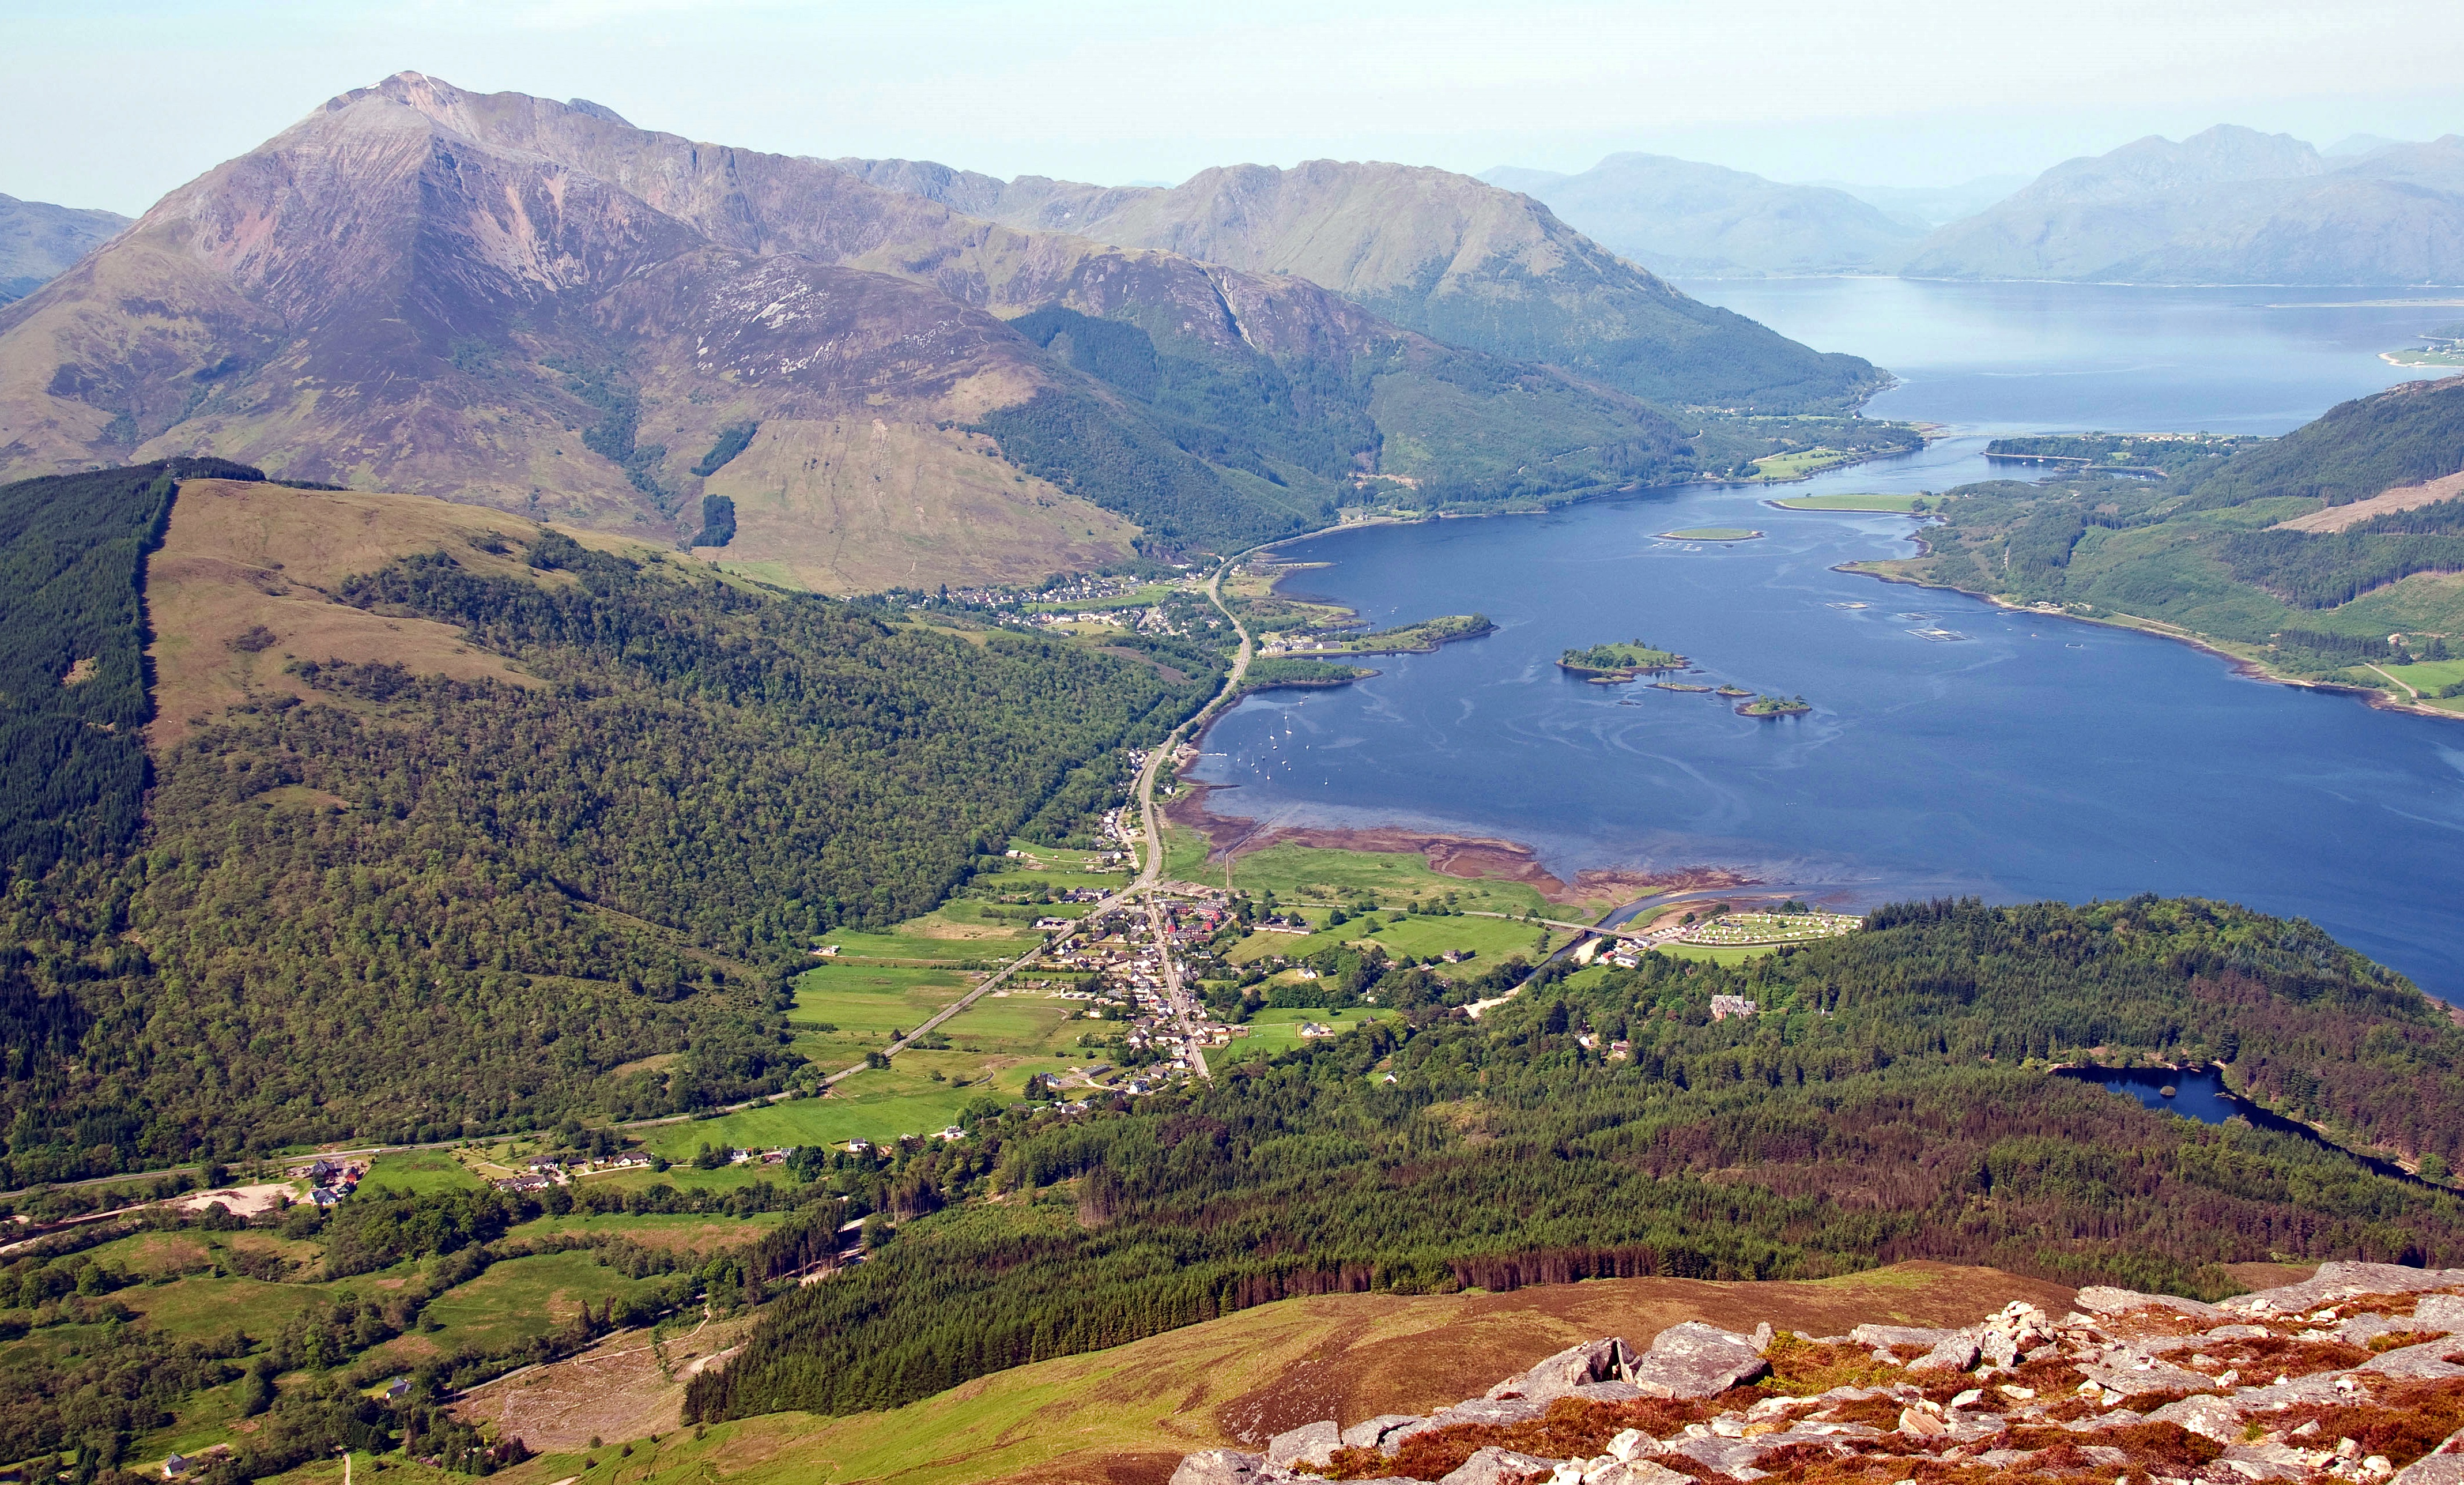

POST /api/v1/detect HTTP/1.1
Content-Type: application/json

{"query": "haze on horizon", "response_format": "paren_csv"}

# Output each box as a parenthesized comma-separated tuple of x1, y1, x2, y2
(10, 0, 2464, 217)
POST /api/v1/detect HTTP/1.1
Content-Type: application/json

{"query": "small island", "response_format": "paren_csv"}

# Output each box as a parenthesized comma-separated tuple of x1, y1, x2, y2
(1715, 685, 1752, 697)
(1653, 681, 1714, 692)
(1559, 639, 1688, 681)
(1737, 693, 1812, 717)
(1660, 527, 1764, 541)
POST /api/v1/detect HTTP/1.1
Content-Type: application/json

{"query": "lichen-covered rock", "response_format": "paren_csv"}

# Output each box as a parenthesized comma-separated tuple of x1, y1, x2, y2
(1431, 1397, 1548, 1429)
(2227, 1262, 2464, 1314)
(2363, 1338, 2464, 1380)
(1265, 1420, 1339, 1468)
(1341, 1415, 1426, 1450)
(1631, 1321, 1769, 1399)
(2078, 1358, 2214, 1396)
(1435, 1445, 1557, 1485)
(2147, 1392, 2242, 1441)
(1906, 1331, 1980, 1372)
(1171, 1450, 1270, 1485)
(2074, 1286, 2224, 1319)
(1579, 1463, 1690, 1485)
(1848, 1324, 1957, 1351)
(2417, 1295, 2464, 1333)
(1491, 1337, 1634, 1401)
(2393, 1429, 2464, 1485)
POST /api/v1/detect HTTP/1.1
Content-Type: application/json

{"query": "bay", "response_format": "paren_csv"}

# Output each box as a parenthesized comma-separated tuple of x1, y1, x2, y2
(1186, 281, 2464, 1001)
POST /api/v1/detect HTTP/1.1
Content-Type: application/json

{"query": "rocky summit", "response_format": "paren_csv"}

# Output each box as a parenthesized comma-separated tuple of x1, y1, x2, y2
(1172, 1263, 2464, 1485)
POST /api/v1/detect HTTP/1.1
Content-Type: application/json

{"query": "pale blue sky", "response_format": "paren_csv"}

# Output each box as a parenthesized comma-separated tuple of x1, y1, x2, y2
(11, 0, 2464, 216)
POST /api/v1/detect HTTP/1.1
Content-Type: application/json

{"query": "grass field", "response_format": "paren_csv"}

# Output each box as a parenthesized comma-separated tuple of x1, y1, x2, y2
(1772, 493, 1928, 512)
(2376, 656, 2464, 711)
(1228, 911, 1559, 976)
(1190, 839, 1553, 918)
(1659, 527, 1763, 541)
(394, 1252, 666, 1360)
(789, 964, 978, 1071)
(649, 984, 1097, 1156)
(1232, 1006, 1401, 1051)
(361, 1148, 487, 1195)
(507, 1211, 788, 1253)
(1024, 583, 1175, 614)
(1748, 448, 1859, 481)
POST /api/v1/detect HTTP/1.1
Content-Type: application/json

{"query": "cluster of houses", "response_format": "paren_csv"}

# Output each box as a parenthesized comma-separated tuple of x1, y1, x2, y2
(489, 1149, 655, 1193)
(294, 1158, 364, 1209)
(1710, 994, 1760, 1022)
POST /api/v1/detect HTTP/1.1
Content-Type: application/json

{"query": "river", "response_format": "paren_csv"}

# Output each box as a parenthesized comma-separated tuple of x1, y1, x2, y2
(1184, 280, 2464, 1001)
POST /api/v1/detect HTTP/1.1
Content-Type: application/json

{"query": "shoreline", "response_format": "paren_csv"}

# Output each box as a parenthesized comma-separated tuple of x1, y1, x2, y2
(1839, 560, 2464, 725)
(1160, 780, 1754, 907)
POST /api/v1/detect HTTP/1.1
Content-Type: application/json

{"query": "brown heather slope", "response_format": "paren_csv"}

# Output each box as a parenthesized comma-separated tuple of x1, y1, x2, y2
(138, 477, 688, 748)
(463, 1263, 2078, 1485)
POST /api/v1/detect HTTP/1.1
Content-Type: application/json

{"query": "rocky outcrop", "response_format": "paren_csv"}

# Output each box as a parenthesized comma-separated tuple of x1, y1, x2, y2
(1170, 1269, 2464, 1485)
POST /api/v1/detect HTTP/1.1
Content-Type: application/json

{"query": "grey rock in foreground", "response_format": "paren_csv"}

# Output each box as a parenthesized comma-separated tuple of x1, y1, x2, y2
(1629, 1320, 1768, 1399)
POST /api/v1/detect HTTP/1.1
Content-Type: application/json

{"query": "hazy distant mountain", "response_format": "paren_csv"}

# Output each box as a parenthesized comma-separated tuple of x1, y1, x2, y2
(2325, 134, 2409, 158)
(831, 157, 1884, 409)
(1904, 125, 2464, 284)
(0, 194, 129, 304)
(1805, 176, 2032, 231)
(0, 74, 1717, 589)
(1473, 153, 1922, 277)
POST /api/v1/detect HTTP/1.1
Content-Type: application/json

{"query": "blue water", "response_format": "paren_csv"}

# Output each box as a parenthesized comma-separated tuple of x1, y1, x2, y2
(2065, 1067, 2239, 1124)
(1188, 282, 2464, 1001)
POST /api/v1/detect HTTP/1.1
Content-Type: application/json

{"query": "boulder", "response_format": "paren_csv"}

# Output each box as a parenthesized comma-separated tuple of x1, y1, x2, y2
(1580, 1464, 1689, 1485)
(1431, 1397, 1548, 1429)
(1341, 1415, 1426, 1451)
(2148, 1393, 2243, 1442)
(2362, 1337, 2464, 1380)
(2077, 1359, 2214, 1396)
(1569, 1380, 1644, 1403)
(1436, 1446, 1559, 1485)
(2074, 1286, 2224, 1319)
(2393, 1428, 2464, 1485)
(1493, 1337, 1633, 1401)
(1976, 1328, 2018, 1369)
(1906, 1332, 1980, 1373)
(1896, 1407, 1947, 1439)
(1171, 1451, 1271, 1485)
(1849, 1324, 1957, 1350)
(2416, 1294, 2464, 1332)
(2226, 1262, 2464, 1314)
(1631, 1321, 1769, 1399)
(1265, 1420, 1340, 1469)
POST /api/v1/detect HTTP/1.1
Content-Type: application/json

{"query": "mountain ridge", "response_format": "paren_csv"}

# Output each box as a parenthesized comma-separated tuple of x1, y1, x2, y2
(826, 154, 1885, 409)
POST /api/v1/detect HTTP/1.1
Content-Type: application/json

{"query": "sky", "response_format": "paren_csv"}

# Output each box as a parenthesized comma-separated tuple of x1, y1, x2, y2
(10, 0, 2464, 216)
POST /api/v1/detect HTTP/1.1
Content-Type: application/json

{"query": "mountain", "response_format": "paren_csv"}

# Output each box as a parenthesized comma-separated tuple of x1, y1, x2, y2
(1475, 153, 1923, 276)
(0, 194, 128, 305)
(1806, 174, 2032, 230)
(0, 76, 1735, 591)
(1904, 125, 2464, 284)
(828, 156, 1885, 409)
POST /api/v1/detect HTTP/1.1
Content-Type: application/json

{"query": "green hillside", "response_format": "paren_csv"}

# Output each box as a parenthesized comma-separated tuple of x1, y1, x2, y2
(1867, 384, 2464, 704)
(0, 464, 1217, 1182)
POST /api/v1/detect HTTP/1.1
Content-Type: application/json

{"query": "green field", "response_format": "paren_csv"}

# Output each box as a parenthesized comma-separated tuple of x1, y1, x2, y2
(360, 1148, 487, 1195)
(790, 964, 978, 1071)
(1660, 527, 1763, 541)
(1025, 583, 1175, 614)
(508, 1209, 788, 1250)
(652, 985, 1098, 1156)
(2376, 656, 2464, 711)
(1231, 1006, 1401, 1052)
(1229, 911, 1560, 976)
(398, 1250, 666, 1358)
(1771, 493, 1929, 512)
(1174, 838, 1553, 917)
(1748, 448, 1859, 481)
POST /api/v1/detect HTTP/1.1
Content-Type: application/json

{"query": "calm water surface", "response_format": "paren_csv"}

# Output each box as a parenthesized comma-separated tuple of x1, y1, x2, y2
(1188, 282, 2464, 1000)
